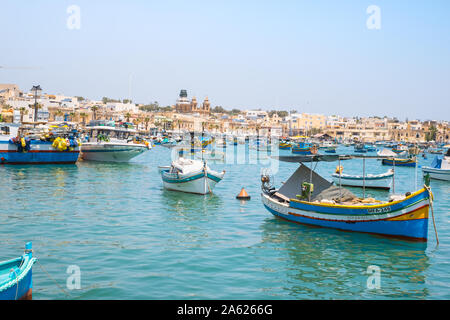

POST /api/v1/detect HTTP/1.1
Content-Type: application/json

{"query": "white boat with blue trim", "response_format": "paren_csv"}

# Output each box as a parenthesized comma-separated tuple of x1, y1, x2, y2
(331, 169, 394, 190)
(422, 149, 450, 181)
(81, 125, 150, 162)
(159, 158, 225, 194)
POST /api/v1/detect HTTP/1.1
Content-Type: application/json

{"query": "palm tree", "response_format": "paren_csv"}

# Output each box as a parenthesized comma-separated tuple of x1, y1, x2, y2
(55, 110, 64, 121)
(79, 112, 88, 125)
(125, 112, 131, 122)
(19, 107, 28, 123)
(91, 105, 99, 120)
(144, 117, 150, 131)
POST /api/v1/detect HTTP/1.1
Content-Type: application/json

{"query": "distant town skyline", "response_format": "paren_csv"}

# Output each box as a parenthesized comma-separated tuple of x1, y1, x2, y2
(1, 0, 449, 121)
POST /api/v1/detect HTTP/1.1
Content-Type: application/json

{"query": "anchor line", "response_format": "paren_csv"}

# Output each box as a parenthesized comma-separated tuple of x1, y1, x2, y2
(425, 185, 439, 245)
(36, 259, 71, 298)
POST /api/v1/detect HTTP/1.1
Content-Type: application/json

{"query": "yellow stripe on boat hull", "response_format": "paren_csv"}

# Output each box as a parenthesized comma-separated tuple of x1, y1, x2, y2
(386, 205, 429, 221)
(290, 187, 429, 210)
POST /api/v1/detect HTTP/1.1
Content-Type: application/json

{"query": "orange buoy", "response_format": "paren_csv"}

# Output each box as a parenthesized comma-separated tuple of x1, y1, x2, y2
(236, 188, 251, 200)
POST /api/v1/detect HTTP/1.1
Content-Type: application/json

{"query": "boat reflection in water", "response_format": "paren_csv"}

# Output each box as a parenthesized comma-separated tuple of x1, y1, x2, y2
(259, 217, 430, 299)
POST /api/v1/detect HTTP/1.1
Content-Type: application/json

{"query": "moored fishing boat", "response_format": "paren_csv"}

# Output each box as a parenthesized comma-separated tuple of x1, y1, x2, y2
(331, 169, 393, 190)
(81, 125, 150, 162)
(279, 140, 292, 150)
(422, 149, 450, 181)
(291, 142, 317, 155)
(0, 123, 81, 164)
(382, 157, 417, 167)
(324, 147, 337, 153)
(0, 242, 36, 300)
(392, 144, 409, 154)
(354, 143, 367, 153)
(261, 154, 431, 241)
(159, 158, 225, 194)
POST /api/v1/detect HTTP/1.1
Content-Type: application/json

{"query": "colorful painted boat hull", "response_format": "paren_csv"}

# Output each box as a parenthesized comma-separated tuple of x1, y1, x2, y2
(382, 158, 417, 167)
(0, 141, 80, 164)
(279, 143, 291, 150)
(291, 147, 313, 155)
(0, 243, 36, 300)
(262, 188, 430, 241)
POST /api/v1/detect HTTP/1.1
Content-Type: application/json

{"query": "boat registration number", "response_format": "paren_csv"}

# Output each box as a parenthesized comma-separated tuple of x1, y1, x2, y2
(367, 207, 391, 214)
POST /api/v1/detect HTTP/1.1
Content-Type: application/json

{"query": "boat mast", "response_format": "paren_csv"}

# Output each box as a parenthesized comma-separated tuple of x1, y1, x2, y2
(392, 158, 396, 194)
(309, 156, 313, 202)
(338, 156, 342, 199)
(363, 157, 366, 199)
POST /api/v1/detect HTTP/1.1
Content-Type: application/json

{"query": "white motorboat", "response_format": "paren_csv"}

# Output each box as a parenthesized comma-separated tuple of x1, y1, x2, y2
(332, 169, 394, 190)
(159, 158, 225, 194)
(81, 125, 150, 162)
(422, 149, 450, 181)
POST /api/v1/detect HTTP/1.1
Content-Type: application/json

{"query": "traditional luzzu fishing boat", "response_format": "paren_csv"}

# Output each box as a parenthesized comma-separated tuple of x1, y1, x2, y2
(331, 168, 394, 190)
(291, 142, 317, 155)
(81, 124, 150, 162)
(159, 158, 225, 194)
(0, 123, 81, 164)
(279, 139, 292, 150)
(422, 149, 450, 181)
(392, 144, 409, 154)
(324, 147, 337, 153)
(260, 154, 432, 241)
(0, 242, 36, 300)
(382, 157, 417, 167)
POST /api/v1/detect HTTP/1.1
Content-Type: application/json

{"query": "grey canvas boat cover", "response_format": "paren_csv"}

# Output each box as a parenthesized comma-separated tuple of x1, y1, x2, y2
(275, 164, 356, 202)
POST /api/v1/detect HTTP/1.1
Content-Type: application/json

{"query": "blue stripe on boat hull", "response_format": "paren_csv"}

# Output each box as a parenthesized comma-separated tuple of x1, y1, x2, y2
(0, 151, 79, 164)
(0, 270, 32, 300)
(382, 159, 416, 167)
(289, 188, 428, 215)
(264, 204, 428, 241)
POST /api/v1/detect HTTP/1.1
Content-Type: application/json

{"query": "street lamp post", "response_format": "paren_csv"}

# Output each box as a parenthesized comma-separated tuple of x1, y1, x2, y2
(31, 85, 42, 124)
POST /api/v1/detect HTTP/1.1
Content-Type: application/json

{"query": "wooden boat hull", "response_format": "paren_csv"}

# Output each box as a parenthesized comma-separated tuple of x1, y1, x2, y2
(262, 188, 430, 241)
(382, 158, 416, 167)
(279, 143, 291, 150)
(0, 243, 36, 300)
(0, 140, 80, 164)
(291, 148, 313, 155)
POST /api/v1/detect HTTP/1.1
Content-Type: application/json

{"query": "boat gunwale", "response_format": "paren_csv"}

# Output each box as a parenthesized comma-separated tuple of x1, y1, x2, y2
(289, 187, 429, 210)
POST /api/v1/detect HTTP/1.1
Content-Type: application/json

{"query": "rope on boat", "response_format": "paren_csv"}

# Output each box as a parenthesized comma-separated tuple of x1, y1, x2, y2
(10, 268, 19, 300)
(204, 162, 212, 194)
(424, 185, 439, 245)
(36, 259, 71, 298)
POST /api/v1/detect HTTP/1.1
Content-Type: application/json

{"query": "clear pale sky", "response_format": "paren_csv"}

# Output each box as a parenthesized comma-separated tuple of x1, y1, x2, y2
(1, 0, 449, 121)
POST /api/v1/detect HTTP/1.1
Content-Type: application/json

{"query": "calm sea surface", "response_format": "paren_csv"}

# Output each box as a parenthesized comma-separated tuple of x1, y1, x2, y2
(1, 145, 449, 299)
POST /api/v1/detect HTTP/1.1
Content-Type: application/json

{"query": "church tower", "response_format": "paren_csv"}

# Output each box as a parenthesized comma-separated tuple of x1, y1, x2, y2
(202, 96, 210, 114)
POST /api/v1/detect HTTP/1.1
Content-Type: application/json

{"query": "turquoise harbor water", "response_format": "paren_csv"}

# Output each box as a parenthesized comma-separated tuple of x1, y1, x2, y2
(1, 146, 449, 299)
